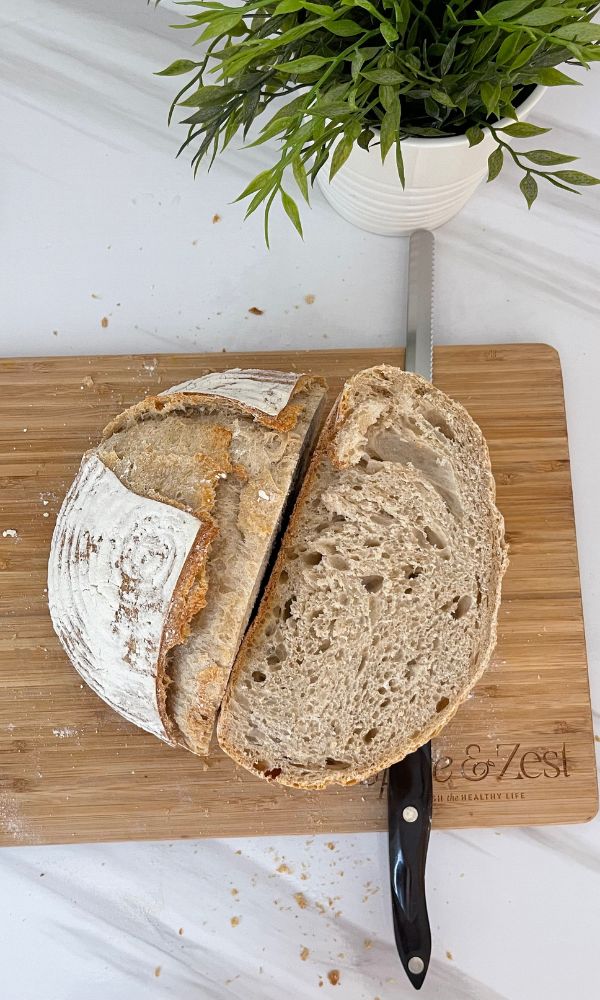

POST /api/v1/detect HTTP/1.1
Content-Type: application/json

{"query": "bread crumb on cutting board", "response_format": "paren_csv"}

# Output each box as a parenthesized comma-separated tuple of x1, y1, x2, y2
(300, 946, 310, 961)
(294, 892, 308, 909)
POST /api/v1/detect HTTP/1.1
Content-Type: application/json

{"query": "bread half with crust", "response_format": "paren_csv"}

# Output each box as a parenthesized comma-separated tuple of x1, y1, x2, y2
(48, 369, 328, 753)
(217, 365, 508, 788)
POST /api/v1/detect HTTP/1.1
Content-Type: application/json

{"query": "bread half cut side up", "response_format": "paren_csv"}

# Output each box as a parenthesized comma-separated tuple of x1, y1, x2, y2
(217, 365, 508, 789)
(48, 369, 328, 754)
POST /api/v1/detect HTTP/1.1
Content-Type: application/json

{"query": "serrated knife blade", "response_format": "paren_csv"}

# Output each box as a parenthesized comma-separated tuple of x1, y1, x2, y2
(387, 229, 435, 991)
(405, 230, 434, 383)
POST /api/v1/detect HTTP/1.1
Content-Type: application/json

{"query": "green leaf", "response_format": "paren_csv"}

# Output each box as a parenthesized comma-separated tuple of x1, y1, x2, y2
(361, 68, 405, 84)
(551, 170, 600, 186)
(496, 31, 522, 66)
(199, 12, 244, 40)
(235, 169, 274, 203)
(430, 88, 454, 108)
(554, 23, 600, 42)
(522, 149, 578, 166)
(484, 0, 537, 21)
(395, 138, 405, 188)
(531, 67, 581, 86)
(380, 101, 400, 163)
(155, 59, 198, 76)
(178, 86, 223, 107)
(329, 136, 354, 180)
(481, 81, 501, 114)
(292, 156, 309, 203)
(519, 172, 538, 209)
(311, 100, 353, 118)
(509, 40, 539, 70)
(357, 127, 374, 151)
(466, 125, 485, 147)
(487, 146, 504, 182)
(351, 50, 364, 81)
(244, 185, 271, 219)
(379, 84, 398, 112)
(277, 55, 332, 73)
(440, 32, 459, 76)
(281, 190, 303, 238)
(499, 122, 551, 138)
(515, 8, 574, 27)
(380, 21, 398, 44)
(328, 19, 364, 36)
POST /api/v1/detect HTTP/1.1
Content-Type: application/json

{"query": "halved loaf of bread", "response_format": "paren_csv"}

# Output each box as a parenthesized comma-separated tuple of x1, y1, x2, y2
(48, 369, 328, 754)
(217, 365, 508, 788)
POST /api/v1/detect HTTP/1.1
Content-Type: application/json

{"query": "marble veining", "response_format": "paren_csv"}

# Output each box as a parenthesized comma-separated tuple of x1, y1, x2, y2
(1, 2, 599, 999)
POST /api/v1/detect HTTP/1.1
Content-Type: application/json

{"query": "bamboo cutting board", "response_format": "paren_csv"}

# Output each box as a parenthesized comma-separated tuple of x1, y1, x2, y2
(0, 344, 596, 847)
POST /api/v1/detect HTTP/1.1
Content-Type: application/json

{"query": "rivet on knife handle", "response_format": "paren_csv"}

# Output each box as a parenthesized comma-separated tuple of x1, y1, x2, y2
(388, 743, 433, 990)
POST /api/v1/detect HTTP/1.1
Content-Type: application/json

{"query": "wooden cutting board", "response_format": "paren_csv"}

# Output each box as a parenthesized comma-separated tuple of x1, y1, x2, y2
(0, 344, 596, 847)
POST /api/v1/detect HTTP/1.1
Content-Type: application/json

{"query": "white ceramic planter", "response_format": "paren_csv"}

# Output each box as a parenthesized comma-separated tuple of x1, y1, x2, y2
(317, 86, 546, 235)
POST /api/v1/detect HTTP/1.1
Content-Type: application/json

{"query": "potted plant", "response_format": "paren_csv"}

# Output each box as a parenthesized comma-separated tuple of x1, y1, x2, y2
(157, 0, 600, 239)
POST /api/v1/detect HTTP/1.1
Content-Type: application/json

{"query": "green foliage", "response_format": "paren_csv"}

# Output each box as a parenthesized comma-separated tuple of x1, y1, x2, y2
(156, 0, 600, 238)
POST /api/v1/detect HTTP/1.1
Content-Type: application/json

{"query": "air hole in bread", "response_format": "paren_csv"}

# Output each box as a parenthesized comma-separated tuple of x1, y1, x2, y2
(282, 597, 294, 621)
(279, 569, 289, 586)
(371, 511, 394, 526)
(436, 696, 450, 713)
(365, 538, 381, 548)
(452, 595, 473, 620)
(301, 551, 323, 566)
(421, 406, 455, 442)
(362, 575, 383, 594)
(329, 554, 349, 571)
(252, 670, 266, 683)
(404, 586, 413, 595)
(325, 758, 350, 769)
(424, 524, 449, 553)
(318, 638, 331, 653)
(331, 513, 346, 523)
(380, 698, 390, 708)
(363, 727, 378, 744)
(404, 565, 422, 580)
(356, 652, 367, 675)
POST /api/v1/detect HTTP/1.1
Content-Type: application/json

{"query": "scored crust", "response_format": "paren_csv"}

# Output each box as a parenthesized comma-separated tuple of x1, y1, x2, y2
(217, 366, 508, 788)
(48, 368, 327, 751)
(48, 453, 214, 744)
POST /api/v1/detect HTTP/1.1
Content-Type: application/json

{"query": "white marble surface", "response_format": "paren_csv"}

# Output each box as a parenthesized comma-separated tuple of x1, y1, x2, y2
(1, 2, 600, 998)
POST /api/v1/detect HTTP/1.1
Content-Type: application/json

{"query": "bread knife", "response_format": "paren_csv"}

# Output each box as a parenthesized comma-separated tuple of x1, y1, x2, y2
(387, 229, 434, 991)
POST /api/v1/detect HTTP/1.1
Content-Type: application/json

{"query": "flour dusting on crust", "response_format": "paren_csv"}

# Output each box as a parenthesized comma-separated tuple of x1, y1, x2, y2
(161, 369, 302, 416)
(48, 454, 201, 742)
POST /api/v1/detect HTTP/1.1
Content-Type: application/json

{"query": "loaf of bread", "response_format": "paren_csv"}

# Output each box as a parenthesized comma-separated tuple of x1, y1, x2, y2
(217, 365, 508, 788)
(48, 369, 327, 754)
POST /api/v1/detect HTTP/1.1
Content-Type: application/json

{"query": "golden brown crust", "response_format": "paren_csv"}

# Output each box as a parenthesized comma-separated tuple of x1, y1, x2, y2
(156, 518, 217, 743)
(101, 374, 326, 439)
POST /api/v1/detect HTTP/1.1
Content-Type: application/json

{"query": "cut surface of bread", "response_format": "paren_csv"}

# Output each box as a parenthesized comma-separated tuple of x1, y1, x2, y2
(218, 365, 508, 788)
(49, 370, 327, 754)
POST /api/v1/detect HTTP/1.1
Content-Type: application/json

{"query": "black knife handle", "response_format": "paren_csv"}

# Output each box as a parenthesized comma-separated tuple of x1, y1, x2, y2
(387, 741, 433, 990)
